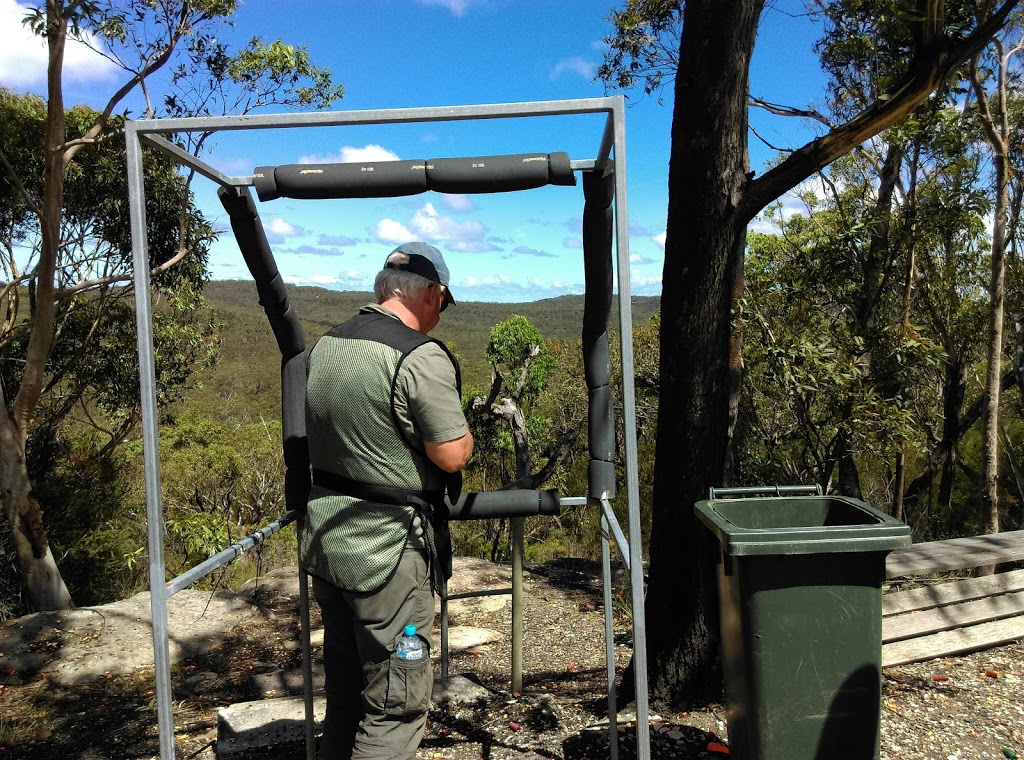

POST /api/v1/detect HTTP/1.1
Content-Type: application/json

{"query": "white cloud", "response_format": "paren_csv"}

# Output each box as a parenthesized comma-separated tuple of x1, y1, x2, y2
(563, 237, 583, 249)
(264, 217, 305, 244)
(298, 144, 401, 164)
(631, 253, 658, 266)
(374, 203, 487, 246)
(267, 218, 302, 236)
(309, 274, 340, 285)
(631, 273, 663, 296)
(441, 194, 475, 213)
(372, 218, 416, 244)
(0, 0, 119, 87)
(550, 57, 596, 80)
(449, 240, 500, 253)
(653, 232, 666, 249)
(418, 0, 477, 16)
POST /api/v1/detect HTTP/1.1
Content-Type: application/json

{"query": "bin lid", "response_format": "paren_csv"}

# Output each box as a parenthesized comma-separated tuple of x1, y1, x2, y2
(694, 494, 911, 556)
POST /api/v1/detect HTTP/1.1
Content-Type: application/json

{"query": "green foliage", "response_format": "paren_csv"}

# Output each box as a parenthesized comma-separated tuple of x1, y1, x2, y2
(596, 0, 681, 99)
(485, 314, 557, 403)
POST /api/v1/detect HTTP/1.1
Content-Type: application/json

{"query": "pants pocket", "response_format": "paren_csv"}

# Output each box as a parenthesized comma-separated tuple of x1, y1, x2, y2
(382, 650, 432, 716)
(364, 643, 433, 718)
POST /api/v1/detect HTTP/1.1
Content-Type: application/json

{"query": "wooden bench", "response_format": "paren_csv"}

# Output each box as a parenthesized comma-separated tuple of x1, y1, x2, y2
(881, 529, 1024, 667)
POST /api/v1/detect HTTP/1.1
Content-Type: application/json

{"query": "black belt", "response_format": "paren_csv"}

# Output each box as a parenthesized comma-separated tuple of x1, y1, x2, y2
(311, 468, 443, 508)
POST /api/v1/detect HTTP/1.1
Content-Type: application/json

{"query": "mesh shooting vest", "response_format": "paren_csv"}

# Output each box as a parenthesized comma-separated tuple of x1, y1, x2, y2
(300, 308, 460, 593)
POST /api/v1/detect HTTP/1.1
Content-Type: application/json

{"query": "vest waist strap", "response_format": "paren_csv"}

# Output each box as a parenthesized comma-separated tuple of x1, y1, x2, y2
(311, 468, 443, 507)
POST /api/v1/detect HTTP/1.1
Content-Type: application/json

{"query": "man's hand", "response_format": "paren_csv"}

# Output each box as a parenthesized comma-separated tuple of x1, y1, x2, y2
(425, 426, 474, 473)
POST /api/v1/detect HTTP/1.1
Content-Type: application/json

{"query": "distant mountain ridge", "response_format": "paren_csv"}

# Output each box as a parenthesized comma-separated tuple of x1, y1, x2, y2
(190, 280, 659, 422)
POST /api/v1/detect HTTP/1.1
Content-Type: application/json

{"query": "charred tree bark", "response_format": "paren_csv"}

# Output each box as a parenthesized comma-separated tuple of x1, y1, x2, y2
(646, 0, 760, 706)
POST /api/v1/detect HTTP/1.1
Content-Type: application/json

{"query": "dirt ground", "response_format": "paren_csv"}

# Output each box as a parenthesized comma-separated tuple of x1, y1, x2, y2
(0, 558, 1021, 759)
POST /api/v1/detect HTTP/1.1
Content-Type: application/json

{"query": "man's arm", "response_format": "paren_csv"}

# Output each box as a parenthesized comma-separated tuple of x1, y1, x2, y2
(425, 425, 474, 473)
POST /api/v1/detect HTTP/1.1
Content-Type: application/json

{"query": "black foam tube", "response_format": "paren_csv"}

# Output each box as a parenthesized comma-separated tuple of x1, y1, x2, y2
(254, 161, 428, 202)
(582, 170, 616, 499)
(253, 153, 576, 201)
(426, 153, 576, 194)
(218, 186, 310, 511)
(588, 385, 615, 462)
(447, 489, 561, 521)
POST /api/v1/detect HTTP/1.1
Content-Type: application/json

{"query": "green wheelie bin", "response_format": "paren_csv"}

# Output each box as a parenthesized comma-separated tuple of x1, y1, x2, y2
(694, 486, 911, 760)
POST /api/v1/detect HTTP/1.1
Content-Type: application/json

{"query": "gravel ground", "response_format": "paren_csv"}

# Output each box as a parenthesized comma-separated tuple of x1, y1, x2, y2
(0, 558, 1020, 759)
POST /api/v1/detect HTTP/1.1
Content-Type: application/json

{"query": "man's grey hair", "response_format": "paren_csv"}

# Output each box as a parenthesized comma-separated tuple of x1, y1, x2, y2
(375, 254, 433, 302)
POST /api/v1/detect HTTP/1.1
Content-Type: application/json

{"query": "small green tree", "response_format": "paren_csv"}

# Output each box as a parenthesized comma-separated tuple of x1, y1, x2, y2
(466, 315, 585, 560)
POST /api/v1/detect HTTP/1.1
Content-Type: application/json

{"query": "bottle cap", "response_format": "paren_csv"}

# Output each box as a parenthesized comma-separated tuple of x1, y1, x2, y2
(403, 624, 416, 636)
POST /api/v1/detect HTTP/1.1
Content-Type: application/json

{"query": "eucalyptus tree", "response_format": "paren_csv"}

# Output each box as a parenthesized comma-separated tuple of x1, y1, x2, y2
(601, 0, 1019, 706)
(467, 315, 585, 560)
(968, 14, 1024, 563)
(0, 0, 342, 612)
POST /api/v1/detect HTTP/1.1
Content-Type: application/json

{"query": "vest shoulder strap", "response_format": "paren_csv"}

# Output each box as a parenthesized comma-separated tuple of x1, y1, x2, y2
(324, 311, 461, 394)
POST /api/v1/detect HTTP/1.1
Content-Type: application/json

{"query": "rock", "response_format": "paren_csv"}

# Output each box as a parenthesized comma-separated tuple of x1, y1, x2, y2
(0, 589, 266, 686)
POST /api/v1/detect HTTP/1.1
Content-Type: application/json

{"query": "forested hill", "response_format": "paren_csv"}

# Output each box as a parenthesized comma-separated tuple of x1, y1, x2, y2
(193, 280, 660, 422)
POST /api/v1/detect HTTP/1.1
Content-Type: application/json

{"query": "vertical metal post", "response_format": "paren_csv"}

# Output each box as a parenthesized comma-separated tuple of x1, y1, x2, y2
(440, 593, 450, 681)
(610, 95, 651, 760)
(125, 124, 176, 760)
(511, 516, 524, 694)
(298, 542, 315, 760)
(601, 515, 619, 760)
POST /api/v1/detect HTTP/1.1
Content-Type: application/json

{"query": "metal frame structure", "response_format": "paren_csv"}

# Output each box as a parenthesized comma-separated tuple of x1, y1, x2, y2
(126, 96, 650, 760)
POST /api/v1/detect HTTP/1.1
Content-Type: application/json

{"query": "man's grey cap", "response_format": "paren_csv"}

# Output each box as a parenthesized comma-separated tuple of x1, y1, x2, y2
(385, 242, 456, 305)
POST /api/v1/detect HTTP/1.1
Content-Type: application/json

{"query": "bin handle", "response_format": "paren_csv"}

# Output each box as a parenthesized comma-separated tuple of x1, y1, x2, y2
(708, 485, 822, 500)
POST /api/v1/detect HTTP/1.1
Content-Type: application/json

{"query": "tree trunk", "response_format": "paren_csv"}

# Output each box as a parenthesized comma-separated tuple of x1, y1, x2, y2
(978, 146, 1007, 571)
(938, 356, 966, 514)
(644, 0, 761, 707)
(972, 34, 1014, 572)
(836, 425, 864, 499)
(642, 0, 1020, 707)
(0, 0, 74, 611)
(0, 401, 72, 610)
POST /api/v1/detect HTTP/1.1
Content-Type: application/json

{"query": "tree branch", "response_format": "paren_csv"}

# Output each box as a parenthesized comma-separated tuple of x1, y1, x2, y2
(742, 0, 1021, 221)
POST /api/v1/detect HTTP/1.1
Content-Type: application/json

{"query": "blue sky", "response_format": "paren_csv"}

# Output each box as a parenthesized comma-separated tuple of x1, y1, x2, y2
(1, 0, 828, 302)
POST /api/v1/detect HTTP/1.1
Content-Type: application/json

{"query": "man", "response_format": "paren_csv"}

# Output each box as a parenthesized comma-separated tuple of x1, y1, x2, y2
(301, 242, 473, 760)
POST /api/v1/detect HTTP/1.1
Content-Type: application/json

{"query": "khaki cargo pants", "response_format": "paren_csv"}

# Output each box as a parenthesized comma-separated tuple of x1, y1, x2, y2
(312, 547, 435, 760)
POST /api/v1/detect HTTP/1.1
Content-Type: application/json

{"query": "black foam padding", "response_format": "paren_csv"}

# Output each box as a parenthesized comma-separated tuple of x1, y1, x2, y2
(281, 355, 308, 462)
(447, 489, 561, 520)
(588, 385, 615, 461)
(253, 153, 576, 200)
(218, 185, 310, 512)
(588, 459, 616, 500)
(285, 465, 312, 514)
(252, 166, 279, 202)
(547, 152, 575, 186)
(583, 334, 611, 397)
(263, 160, 429, 200)
(582, 171, 614, 347)
(427, 153, 575, 194)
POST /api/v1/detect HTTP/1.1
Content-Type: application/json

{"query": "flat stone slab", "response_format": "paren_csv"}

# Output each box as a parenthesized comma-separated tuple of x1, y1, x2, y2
(219, 676, 492, 755)
(432, 674, 493, 704)
(0, 590, 265, 686)
(250, 665, 326, 698)
(437, 625, 504, 652)
(217, 695, 326, 757)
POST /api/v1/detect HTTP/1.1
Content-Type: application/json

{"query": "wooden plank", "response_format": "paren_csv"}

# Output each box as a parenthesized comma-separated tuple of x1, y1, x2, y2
(882, 590, 1024, 642)
(882, 569, 1024, 616)
(886, 529, 1024, 577)
(881, 615, 1024, 668)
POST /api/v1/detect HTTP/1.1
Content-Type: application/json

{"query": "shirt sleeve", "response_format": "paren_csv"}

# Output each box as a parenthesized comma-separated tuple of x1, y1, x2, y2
(395, 342, 468, 443)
